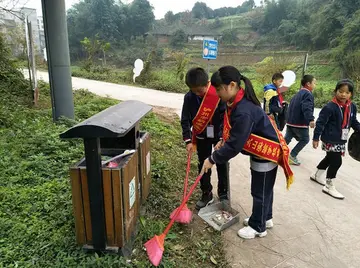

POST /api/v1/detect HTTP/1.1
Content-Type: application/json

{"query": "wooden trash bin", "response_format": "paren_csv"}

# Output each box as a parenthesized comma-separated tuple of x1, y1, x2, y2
(139, 132, 151, 204)
(60, 101, 152, 254)
(70, 151, 139, 250)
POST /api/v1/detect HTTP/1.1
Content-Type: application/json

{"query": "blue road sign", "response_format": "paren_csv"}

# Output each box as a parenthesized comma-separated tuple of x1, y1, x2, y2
(203, 39, 218, 60)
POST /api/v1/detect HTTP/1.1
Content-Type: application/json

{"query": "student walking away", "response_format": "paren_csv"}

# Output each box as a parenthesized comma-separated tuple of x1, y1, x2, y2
(263, 73, 288, 130)
(285, 75, 317, 165)
(311, 79, 360, 199)
(181, 67, 229, 210)
(201, 66, 293, 240)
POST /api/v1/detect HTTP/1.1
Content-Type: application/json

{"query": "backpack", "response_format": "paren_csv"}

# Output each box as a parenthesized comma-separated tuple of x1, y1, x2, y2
(348, 131, 360, 162)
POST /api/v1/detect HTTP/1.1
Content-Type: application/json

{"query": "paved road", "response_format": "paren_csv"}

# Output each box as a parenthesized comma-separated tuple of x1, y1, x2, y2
(34, 70, 184, 116)
(35, 70, 360, 268)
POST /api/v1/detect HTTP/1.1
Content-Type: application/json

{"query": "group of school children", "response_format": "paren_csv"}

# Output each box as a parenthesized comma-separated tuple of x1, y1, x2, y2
(180, 65, 360, 240)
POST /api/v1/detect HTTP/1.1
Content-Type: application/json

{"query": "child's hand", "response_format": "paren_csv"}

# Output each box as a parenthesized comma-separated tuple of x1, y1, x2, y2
(310, 121, 315, 128)
(313, 140, 319, 149)
(214, 140, 224, 150)
(200, 158, 213, 176)
(186, 143, 193, 153)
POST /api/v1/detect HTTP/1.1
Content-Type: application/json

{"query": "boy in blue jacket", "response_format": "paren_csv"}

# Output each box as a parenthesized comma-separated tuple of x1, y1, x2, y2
(312, 79, 360, 199)
(263, 73, 287, 130)
(181, 67, 229, 210)
(285, 75, 316, 165)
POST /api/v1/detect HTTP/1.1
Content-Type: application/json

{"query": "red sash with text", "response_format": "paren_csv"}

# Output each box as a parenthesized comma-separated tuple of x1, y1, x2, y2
(191, 84, 220, 151)
(223, 90, 294, 189)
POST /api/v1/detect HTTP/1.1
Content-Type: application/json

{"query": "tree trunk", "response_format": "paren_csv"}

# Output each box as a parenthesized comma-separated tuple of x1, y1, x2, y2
(103, 49, 106, 66)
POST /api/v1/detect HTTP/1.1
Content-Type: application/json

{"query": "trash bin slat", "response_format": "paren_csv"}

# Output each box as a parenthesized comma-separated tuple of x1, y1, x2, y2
(112, 170, 124, 247)
(122, 152, 139, 241)
(103, 169, 115, 246)
(70, 168, 86, 245)
(80, 168, 92, 243)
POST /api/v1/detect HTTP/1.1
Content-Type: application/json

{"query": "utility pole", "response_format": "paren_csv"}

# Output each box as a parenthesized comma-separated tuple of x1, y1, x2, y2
(23, 16, 32, 97)
(41, 0, 74, 121)
(26, 19, 39, 105)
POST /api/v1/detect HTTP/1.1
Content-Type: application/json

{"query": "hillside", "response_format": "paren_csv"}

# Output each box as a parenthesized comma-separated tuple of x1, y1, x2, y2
(152, 11, 265, 50)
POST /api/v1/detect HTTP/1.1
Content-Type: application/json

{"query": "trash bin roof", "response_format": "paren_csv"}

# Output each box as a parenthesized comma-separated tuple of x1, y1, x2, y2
(59, 100, 152, 139)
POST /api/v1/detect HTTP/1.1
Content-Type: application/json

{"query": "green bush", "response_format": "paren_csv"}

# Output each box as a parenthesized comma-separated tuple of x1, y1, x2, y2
(170, 29, 187, 49)
(145, 77, 187, 93)
(72, 68, 131, 84)
(0, 34, 31, 107)
(143, 68, 188, 93)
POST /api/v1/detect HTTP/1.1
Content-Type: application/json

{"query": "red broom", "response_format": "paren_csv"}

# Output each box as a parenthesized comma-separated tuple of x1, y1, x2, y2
(144, 174, 203, 266)
(169, 152, 193, 224)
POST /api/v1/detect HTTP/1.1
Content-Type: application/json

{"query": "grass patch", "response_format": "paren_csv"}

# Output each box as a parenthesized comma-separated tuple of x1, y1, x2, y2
(71, 66, 133, 85)
(0, 81, 228, 267)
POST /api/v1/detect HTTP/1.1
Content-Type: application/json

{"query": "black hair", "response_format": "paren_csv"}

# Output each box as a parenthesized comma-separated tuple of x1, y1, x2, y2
(334, 79, 354, 93)
(211, 65, 261, 106)
(272, 73, 284, 82)
(185, 67, 209, 88)
(301, 75, 315, 87)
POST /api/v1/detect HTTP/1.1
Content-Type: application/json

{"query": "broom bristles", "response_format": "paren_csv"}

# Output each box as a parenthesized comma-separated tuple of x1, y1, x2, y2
(169, 204, 193, 224)
(144, 234, 165, 266)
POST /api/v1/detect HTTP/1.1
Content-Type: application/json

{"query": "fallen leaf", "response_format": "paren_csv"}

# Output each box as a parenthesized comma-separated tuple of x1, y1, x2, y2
(210, 256, 218, 265)
(139, 216, 146, 227)
(172, 244, 185, 251)
(166, 233, 177, 240)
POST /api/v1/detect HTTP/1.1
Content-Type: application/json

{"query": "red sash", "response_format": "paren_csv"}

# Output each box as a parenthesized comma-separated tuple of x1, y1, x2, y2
(277, 89, 284, 104)
(192, 84, 220, 150)
(223, 90, 294, 189)
(332, 97, 351, 129)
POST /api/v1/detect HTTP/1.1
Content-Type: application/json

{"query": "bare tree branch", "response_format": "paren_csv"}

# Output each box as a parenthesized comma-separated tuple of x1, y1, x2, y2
(0, 0, 32, 21)
(0, 6, 24, 20)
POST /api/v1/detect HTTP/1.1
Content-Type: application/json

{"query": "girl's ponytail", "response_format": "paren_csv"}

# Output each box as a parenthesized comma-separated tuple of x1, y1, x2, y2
(211, 66, 260, 106)
(240, 75, 261, 106)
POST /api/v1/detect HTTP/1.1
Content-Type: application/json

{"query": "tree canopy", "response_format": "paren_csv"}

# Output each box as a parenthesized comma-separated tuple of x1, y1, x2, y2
(250, 0, 360, 77)
(67, 0, 155, 59)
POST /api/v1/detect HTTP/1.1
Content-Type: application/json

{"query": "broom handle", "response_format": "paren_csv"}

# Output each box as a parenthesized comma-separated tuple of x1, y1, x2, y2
(164, 174, 203, 235)
(183, 152, 192, 199)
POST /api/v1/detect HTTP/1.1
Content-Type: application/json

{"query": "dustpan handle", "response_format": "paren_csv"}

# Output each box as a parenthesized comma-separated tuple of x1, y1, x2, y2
(183, 152, 192, 199)
(227, 163, 231, 204)
(164, 173, 203, 236)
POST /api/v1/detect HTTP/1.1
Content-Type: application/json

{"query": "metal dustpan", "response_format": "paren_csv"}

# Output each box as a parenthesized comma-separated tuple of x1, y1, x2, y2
(198, 200, 239, 231)
(198, 170, 239, 231)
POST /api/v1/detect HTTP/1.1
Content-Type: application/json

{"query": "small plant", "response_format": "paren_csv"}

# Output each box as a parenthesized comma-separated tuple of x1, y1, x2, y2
(136, 50, 155, 85)
(80, 34, 111, 71)
(172, 52, 191, 81)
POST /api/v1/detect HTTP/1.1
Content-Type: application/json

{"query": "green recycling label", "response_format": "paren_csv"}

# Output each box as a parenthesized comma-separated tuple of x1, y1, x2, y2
(129, 177, 136, 209)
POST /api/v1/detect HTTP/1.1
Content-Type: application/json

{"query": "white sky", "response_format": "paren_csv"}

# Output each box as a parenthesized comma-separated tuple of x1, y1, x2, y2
(4, 0, 262, 19)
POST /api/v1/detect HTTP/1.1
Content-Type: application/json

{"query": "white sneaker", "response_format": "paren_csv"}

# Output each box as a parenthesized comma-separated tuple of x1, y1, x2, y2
(310, 169, 326, 186)
(322, 180, 344, 200)
(237, 226, 267, 239)
(243, 218, 274, 229)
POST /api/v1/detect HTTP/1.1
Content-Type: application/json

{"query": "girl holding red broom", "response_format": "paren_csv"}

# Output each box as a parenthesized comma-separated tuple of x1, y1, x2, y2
(201, 66, 293, 240)
(311, 79, 360, 199)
